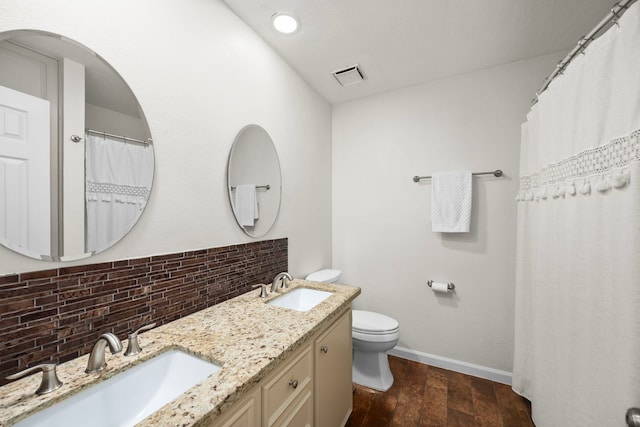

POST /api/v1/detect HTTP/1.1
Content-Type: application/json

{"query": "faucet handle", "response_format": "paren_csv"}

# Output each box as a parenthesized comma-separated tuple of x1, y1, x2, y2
(252, 283, 269, 298)
(6, 363, 63, 395)
(124, 323, 156, 357)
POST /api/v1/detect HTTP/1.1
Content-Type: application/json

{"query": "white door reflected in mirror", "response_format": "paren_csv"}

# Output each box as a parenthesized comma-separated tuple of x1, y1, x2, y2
(227, 125, 281, 238)
(0, 30, 154, 261)
(0, 85, 51, 259)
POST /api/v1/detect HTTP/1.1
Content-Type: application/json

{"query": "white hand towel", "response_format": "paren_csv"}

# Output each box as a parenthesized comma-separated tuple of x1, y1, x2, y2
(235, 184, 257, 227)
(431, 171, 472, 233)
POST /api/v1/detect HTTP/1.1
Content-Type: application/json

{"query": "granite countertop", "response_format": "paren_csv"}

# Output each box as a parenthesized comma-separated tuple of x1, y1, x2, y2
(0, 279, 360, 426)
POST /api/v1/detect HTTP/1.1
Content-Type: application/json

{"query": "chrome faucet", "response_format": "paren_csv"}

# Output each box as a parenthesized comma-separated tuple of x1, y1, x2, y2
(271, 272, 293, 293)
(86, 333, 123, 373)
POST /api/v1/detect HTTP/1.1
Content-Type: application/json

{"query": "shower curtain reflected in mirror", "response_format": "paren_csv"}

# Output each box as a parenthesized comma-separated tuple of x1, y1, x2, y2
(85, 133, 153, 253)
(513, 2, 640, 425)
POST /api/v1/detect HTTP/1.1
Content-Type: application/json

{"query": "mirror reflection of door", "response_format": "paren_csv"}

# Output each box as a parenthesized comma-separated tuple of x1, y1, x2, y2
(0, 30, 154, 261)
(0, 85, 51, 258)
(0, 39, 59, 259)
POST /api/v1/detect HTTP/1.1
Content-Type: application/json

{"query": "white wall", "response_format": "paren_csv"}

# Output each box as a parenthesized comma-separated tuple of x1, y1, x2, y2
(332, 52, 565, 373)
(0, 0, 332, 277)
(85, 104, 148, 141)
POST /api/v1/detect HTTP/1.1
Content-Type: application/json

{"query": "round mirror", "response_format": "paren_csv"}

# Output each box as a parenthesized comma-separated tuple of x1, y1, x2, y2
(227, 125, 281, 238)
(0, 30, 154, 261)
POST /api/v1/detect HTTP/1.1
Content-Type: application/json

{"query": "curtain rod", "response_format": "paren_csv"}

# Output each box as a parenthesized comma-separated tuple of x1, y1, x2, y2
(533, 0, 637, 104)
(412, 170, 503, 182)
(85, 128, 152, 145)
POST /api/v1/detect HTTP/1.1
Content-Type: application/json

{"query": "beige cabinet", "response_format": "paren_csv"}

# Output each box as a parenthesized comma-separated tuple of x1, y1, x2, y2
(314, 310, 353, 427)
(211, 308, 351, 427)
(263, 346, 313, 426)
(209, 386, 261, 427)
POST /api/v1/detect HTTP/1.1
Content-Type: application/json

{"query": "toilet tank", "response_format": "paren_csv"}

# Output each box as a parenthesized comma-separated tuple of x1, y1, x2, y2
(305, 269, 341, 283)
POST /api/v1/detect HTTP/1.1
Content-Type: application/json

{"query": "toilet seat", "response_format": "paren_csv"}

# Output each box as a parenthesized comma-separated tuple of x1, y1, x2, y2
(352, 310, 399, 334)
(352, 329, 399, 343)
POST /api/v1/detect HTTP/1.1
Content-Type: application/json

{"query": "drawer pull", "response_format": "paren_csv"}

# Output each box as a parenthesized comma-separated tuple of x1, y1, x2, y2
(320, 345, 329, 354)
(289, 379, 298, 389)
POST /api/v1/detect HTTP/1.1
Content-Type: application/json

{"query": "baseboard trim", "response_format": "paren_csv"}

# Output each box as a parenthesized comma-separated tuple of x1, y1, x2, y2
(388, 346, 512, 385)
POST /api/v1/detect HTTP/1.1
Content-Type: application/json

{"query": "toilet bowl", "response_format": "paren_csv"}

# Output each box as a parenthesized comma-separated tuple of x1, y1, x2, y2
(305, 270, 400, 392)
(351, 310, 399, 391)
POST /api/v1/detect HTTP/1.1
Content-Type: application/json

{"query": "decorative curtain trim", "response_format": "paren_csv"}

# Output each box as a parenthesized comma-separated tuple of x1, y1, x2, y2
(517, 128, 639, 201)
(86, 180, 150, 199)
(86, 180, 150, 208)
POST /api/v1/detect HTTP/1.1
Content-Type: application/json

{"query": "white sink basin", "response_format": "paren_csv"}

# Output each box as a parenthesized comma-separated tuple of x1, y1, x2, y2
(267, 288, 333, 312)
(14, 350, 221, 427)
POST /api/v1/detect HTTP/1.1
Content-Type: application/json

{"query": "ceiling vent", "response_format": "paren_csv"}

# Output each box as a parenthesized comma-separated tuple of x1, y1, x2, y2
(332, 64, 366, 87)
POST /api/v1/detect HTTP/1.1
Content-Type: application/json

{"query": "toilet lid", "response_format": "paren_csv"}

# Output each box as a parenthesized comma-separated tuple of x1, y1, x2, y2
(352, 310, 399, 334)
(305, 269, 341, 283)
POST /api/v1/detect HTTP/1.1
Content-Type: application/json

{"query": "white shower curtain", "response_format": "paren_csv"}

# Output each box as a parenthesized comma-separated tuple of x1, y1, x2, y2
(513, 3, 640, 426)
(85, 133, 153, 253)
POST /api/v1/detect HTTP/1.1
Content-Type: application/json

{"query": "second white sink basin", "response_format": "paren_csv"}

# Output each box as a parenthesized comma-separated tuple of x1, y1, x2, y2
(14, 349, 220, 427)
(267, 288, 333, 312)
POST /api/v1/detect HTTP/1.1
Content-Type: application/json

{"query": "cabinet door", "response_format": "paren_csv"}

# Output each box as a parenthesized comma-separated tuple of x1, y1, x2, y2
(210, 386, 261, 427)
(315, 310, 352, 427)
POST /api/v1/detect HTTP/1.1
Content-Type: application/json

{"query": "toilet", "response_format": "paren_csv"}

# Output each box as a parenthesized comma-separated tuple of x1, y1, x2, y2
(305, 269, 400, 392)
(351, 310, 399, 391)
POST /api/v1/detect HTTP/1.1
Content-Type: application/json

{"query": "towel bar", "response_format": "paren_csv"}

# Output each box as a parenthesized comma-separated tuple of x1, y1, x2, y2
(230, 185, 270, 190)
(413, 170, 502, 182)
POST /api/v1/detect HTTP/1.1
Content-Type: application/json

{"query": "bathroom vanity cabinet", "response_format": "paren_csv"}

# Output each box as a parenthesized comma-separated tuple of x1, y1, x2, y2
(314, 310, 352, 427)
(211, 307, 352, 427)
(0, 281, 360, 427)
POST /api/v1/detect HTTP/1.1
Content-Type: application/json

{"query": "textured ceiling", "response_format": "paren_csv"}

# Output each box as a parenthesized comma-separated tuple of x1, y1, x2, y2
(223, 0, 615, 104)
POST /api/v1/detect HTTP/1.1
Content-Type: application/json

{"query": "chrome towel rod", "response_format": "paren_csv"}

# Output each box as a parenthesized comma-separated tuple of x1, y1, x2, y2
(412, 169, 503, 182)
(230, 185, 271, 190)
(85, 128, 152, 145)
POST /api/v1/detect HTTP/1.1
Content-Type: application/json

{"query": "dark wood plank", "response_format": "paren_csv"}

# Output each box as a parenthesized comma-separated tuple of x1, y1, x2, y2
(419, 383, 448, 426)
(361, 355, 406, 427)
(426, 365, 449, 391)
(390, 360, 428, 427)
(447, 370, 474, 416)
(361, 390, 398, 427)
(470, 377, 502, 427)
(494, 383, 526, 427)
(346, 385, 375, 427)
(516, 399, 534, 427)
(347, 356, 535, 427)
(448, 408, 477, 427)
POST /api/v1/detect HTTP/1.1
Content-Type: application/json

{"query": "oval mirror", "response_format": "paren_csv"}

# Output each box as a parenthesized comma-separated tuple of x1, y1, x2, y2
(0, 30, 154, 261)
(227, 125, 281, 238)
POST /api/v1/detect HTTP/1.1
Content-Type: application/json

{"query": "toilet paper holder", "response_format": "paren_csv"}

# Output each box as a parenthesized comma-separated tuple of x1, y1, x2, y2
(427, 280, 455, 291)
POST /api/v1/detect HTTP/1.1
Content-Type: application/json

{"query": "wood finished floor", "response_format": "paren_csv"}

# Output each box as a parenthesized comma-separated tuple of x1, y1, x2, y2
(346, 356, 534, 427)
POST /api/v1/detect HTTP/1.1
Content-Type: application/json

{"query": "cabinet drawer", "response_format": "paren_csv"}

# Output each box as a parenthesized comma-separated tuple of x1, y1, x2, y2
(262, 345, 312, 425)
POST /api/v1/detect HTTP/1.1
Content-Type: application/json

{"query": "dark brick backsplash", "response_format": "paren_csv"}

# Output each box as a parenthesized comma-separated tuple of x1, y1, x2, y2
(0, 239, 287, 385)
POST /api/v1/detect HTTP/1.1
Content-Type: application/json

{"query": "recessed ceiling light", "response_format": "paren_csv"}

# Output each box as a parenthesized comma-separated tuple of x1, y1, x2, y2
(272, 12, 300, 34)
